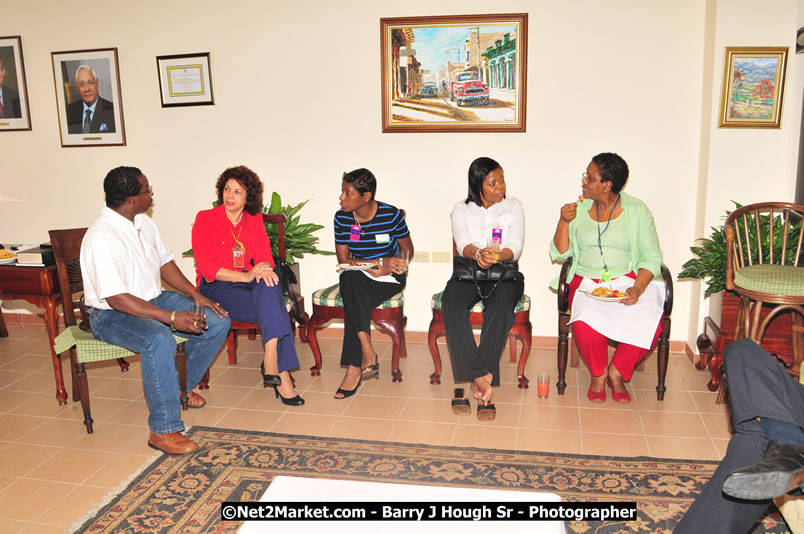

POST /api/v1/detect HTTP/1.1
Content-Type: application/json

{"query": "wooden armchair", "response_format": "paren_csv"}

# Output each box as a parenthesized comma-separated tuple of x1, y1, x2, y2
(49, 228, 189, 433)
(718, 202, 804, 402)
(556, 257, 673, 400)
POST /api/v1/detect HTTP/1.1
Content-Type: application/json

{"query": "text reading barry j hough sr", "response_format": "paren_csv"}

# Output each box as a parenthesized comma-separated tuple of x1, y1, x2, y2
(221, 502, 637, 522)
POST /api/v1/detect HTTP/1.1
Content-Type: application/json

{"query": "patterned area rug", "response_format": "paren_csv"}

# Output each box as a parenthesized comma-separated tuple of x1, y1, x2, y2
(74, 426, 788, 533)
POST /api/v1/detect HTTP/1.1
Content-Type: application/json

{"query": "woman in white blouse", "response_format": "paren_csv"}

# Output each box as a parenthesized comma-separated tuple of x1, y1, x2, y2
(441, 157, 525, 421)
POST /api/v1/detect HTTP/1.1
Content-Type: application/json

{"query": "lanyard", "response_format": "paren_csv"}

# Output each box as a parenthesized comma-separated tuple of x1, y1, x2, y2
(595, 194, 620, 270)
(229, 224, 245, 255)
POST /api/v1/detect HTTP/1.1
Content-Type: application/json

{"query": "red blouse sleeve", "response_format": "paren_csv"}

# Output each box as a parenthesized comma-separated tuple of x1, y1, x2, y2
(191, 209, 224, 284)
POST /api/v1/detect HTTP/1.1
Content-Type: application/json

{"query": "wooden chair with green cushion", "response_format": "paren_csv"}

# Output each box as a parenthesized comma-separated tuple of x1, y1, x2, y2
(719, 202, 804, 402)
(49, 228, 189, 434)
(427, 240, 532, 388)
(307, 284, 407, 381)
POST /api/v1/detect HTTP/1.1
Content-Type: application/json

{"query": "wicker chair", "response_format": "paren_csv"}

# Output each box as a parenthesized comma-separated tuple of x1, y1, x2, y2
(719, 202, 804, 402)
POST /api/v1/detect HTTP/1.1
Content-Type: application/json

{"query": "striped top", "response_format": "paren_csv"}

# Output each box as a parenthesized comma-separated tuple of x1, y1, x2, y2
(334, 201, 409, 259)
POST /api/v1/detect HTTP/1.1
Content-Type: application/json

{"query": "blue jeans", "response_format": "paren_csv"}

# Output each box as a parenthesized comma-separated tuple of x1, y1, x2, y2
(89, 291, 231, 434)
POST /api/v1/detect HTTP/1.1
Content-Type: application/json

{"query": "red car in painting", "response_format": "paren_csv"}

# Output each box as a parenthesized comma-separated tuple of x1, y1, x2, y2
(449, 70, 489, 106)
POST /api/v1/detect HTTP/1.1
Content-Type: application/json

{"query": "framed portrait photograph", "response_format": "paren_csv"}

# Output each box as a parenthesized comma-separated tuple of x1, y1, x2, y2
(0, 35, 32, 131)
(381, 13, 528, 133)
(718, 46, 788, 129)
(156, 52, 214, 107)
(51, 48, 126, 147)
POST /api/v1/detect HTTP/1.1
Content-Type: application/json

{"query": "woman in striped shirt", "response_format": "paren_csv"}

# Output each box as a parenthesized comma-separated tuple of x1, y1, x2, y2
(332, 168, 414, 399)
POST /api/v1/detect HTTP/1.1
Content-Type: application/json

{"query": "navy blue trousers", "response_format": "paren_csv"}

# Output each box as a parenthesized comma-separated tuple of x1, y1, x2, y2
(200, 280, 300, 373)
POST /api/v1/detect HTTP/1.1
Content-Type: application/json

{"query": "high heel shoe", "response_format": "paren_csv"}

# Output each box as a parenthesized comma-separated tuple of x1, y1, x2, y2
(260, 362, 281, 387)
(334, 379, 361, 400)
(272, 384, 304, 406)
(587, 386, 606, 403)
(606, 377, 631, 403)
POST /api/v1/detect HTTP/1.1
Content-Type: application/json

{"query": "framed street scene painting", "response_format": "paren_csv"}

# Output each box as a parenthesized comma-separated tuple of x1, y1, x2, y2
(51, 48, 126, 146)
(718, 46, 788, 129)
(156, 52, 215, 107)
(0, 35, 32, 131)
(381, 13, 527, 133)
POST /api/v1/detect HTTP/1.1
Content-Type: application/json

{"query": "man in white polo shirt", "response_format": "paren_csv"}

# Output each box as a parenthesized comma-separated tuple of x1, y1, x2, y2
(81, 166, 231, 455)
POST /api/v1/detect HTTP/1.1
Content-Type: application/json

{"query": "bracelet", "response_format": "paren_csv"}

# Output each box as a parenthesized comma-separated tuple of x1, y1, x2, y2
(474, 248, 481, 261)
(188, 288, 198, 298)
(170, 311, 176, 332)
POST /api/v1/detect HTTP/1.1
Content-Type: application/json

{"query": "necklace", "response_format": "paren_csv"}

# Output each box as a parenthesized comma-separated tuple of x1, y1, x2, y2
(352, 202, 377, 234)
(595, 194, 621, 271)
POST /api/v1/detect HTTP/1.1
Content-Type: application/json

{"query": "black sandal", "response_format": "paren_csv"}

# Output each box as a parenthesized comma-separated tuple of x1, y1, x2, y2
(361, 362, 379, 379)
(451, 388, 471, 415)
(477, 403, 496, 422)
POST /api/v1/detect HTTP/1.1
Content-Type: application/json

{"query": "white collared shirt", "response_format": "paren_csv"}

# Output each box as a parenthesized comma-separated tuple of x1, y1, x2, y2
(80, 205, 175, 309)
(451, 196, 525, 260)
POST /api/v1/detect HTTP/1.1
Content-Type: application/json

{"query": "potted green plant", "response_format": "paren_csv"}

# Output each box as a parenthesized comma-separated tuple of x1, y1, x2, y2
(262, 192, 334, 265)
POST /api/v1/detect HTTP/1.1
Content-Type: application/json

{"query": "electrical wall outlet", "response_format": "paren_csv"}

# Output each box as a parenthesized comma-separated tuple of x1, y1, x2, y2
(412, 251, 430, 263)
(432, 251, 451, 263)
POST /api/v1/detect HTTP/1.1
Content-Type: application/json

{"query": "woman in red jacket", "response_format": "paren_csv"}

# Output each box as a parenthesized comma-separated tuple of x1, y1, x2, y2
(192, 166, 303, 406)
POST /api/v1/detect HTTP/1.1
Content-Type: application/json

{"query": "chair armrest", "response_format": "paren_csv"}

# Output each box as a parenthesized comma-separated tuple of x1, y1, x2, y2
(557, 256, 573, 314)
(660, 263, 673, 317)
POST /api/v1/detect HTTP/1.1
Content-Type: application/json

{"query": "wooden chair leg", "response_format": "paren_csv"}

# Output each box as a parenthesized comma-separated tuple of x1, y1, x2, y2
(297, 311, 310, 344)
(226, 330, 238, 365)
(428, 318, 443, 385)
(656, 318, 670, 401)
(199, 369, 210, 389)
(374, 316, 405, 383)
(74, 352, 93, 433)
(516, 322, 532, 389)
(509, 334, 517, 363)
(176, 342, 188, 411)
(305, 315, 328, 376)
(557, 315, 570, 394)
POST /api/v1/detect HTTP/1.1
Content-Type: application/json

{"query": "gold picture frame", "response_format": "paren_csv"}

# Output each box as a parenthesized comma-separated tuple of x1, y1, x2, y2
(381, 13, 528, 133)
(718, 46, 788, 129)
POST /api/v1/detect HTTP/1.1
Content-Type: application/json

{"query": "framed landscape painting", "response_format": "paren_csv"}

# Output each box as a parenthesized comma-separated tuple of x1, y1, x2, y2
(381, 13, 528, 133)
(718, 46, 788, 129)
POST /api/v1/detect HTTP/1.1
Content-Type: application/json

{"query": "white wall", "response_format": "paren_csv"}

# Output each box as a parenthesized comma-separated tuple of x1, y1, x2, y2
(1, 0, 800, 350)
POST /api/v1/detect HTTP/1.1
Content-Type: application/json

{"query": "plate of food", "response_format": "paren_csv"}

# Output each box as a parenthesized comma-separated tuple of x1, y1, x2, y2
(582, 286, 628, 302)
(337, 261, 377, 271)
(0, 249, 17, 265)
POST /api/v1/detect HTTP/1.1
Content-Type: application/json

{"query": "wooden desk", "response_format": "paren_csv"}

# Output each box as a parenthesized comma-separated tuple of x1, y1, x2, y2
(0, 264, 67, 404)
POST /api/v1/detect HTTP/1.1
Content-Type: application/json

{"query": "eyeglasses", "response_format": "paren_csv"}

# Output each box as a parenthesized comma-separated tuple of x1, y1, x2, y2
(139, 186, 153, 195)
(581, 172, 601, 184)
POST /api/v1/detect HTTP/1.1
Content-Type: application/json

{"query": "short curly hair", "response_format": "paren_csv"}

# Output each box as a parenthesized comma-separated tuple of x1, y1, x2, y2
(104, 166, 143, 208)
(592, 152, 629, 193)
(215, 166, 264, 215)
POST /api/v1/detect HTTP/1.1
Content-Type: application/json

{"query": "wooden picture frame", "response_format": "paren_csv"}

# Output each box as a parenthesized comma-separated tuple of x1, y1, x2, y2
(51, 47, 126, 147)
(718, 46, 788, 129)
(381, 13, 528, 133)
(156, 52, 215, 107)
(0, 35, 32, 131)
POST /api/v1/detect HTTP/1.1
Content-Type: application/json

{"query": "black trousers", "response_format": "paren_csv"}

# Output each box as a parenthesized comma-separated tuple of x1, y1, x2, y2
(339, 270, 405, 368)
(441, 277, 524, 386)
(675, 338, 804, 533)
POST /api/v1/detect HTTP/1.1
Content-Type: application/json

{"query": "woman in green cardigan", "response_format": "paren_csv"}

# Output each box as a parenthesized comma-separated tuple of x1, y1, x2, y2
(551, 153, 664, 404)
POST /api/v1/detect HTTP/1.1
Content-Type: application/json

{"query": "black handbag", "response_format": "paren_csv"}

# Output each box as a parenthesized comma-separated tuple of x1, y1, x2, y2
(452, 256, 522, 298)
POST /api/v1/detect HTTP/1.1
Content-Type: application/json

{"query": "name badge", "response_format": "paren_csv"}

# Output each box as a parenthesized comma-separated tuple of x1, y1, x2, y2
(350, 225, 361, 241)
(232, 246, 245, 269)
(600, 268, 612, 283)
(491, 227, 502, 245)
(375, 233, 390, 244)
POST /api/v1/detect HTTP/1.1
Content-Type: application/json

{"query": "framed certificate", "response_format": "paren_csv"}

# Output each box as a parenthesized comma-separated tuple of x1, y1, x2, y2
(156, 52, 215, 107)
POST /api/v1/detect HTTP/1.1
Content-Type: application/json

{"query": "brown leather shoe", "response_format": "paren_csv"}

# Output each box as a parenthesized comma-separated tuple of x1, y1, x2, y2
(147, 432, 199, 455)
(186, 391, 207, 408)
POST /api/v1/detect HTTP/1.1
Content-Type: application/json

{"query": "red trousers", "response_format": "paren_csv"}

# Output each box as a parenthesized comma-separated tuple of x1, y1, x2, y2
(568, 273, 662, 381)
